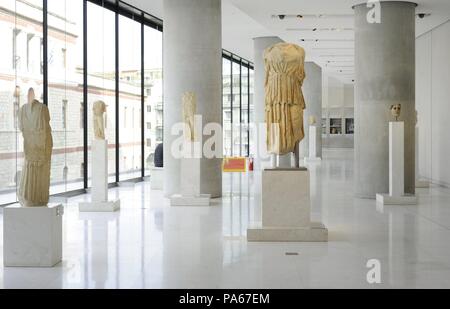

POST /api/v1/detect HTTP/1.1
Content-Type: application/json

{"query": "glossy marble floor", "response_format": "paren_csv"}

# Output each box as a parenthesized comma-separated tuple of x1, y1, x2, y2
(1, 149, 450, 289)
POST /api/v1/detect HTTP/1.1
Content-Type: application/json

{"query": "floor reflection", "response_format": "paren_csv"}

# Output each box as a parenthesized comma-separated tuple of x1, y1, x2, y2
(1, 149, 450, 288)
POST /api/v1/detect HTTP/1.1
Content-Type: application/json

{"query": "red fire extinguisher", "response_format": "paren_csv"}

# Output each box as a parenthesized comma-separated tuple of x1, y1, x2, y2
(249, 157, 254, 172)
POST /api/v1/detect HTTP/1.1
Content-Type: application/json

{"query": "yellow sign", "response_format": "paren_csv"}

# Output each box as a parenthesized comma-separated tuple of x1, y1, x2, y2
(223, 157, 247, 173)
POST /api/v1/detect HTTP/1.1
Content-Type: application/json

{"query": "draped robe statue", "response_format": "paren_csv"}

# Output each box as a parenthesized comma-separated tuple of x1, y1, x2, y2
(182, 92, 197, 142)
(18, 99, 53, 207)
(264, 43, 306, 155)
(93, 100, 106, 140)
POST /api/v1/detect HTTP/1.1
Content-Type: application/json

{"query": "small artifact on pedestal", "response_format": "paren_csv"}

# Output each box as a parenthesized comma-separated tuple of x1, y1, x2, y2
(390, 104, 401, 121)
(309, 115, 317, 126)
(3, 94, 63, 267)
(170, 91, 211, 207)
(79, 102, 120, 212)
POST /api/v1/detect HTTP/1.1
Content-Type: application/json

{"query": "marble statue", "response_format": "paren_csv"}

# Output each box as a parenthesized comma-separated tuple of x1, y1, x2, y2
(391, 104, 401, 121)
(309, 115, 317, 126)
(182, 92, 197, 142)
(264, 43, 306, 155)
(93, 100, 106, 140)
(18, 98, 53, 207)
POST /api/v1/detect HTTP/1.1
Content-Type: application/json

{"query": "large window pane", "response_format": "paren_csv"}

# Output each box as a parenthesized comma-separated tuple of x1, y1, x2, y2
(222, 58, 232, 157)
(47, 0, 84, 195)
(87, 1, 116, 185)
(0, 0, 43, 204)
(241, 65, 249, 157)
(118, 14, 141, 181)
(232, 60, 241, 157)
(144, 26, 163, 175)
(249, 68, 255, 157)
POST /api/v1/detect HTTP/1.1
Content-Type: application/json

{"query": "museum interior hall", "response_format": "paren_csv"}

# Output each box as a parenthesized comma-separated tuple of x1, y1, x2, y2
(0, 0, 450, 289)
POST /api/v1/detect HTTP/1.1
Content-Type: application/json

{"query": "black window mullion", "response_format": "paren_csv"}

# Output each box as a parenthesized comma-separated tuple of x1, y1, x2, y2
(115, 1, 120, 183)
(141, 20, 145, 178)
(83, 0, 88, 189)
(248, 66, 250, 157)
(239, 59, 242, 157)
(43, 0, 48, 106)
(230, 58, 233, 157)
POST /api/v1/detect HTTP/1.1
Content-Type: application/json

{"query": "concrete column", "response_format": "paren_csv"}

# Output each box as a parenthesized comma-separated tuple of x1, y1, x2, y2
(252, 36, 283, 170)
(354, 1, 416, 198)
(163, 0, 222, 198)
(301, 62, 323, 158)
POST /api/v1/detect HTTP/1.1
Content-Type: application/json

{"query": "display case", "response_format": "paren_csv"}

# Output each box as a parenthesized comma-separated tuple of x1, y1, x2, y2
(346, 118, 354, 134)
(330, 118, 342, 135)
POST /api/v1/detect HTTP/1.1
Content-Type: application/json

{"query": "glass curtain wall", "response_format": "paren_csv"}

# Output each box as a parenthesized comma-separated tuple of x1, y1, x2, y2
(47, 0, 84, 195)
(143, 25, 163, 175)
(222, 57, 232, 157)
(118, 13, 141, 181)
(0, 0, 43, 205)
(0, 0, 254, 205)
(222, 52, 254, 158)
(87, 0, 117, 185)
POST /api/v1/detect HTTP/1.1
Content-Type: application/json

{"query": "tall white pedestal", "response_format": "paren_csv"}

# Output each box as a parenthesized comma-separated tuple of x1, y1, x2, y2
(415, 127, 430, 188)
(150, 167, 164, 190)
(305, 125, 322, 163)
(3, 204, 63, 267)
(247, 169, 328, 242)
(170, 142, 211, 206)
(79, 140, 120, 212)
(376, 122, 417, 205)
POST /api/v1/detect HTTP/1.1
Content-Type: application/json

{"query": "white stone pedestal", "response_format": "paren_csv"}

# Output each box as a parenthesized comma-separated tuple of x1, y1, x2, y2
(415, 127, 430, 188)
(3, 204, 63, 267)
(150, 167, 164, 190)
(247, 169, 328, 242)
(376, 122, 417, 205)
(79, 140, 120, 212)
(305, 126, 322, 163)
(170, 142, 211, 206)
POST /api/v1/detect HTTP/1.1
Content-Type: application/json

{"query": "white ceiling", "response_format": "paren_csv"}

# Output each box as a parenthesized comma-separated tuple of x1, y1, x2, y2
(125, 0, 450, 83)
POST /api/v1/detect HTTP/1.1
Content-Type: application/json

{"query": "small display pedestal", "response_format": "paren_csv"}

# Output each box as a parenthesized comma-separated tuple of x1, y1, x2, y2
(170, 142, 211, 207)
(247, 168, 328, 242)
(150, 167, 164, 190)
(376, 122, 417, 205)
(3, 204, 63, 267)
(305, 126, 322, 163)
(79, 140, 120, 212)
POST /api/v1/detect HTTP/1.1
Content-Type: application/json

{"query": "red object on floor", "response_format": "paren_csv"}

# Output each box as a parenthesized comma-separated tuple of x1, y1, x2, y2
(249, 158, 254, 171)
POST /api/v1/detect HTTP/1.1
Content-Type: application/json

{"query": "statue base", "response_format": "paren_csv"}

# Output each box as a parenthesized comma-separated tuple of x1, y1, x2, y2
(150, 167, 164, 190)
(79, 199, 121, 212)
(247, 168, 328, 242)
(3, 204, 64, 267)
(376, 122, 417, 205)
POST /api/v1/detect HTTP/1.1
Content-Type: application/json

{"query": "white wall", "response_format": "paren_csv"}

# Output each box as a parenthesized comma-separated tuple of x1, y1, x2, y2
(416, 20, 450, 187)
(322, 74, 354, 148)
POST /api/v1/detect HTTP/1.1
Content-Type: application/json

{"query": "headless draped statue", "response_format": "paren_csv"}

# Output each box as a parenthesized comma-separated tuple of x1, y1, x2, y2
(264, 43, 306, 155)
(93, 100, 106, 140)
(18, 88, 53, 207)
(182, 92, 197, 142)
